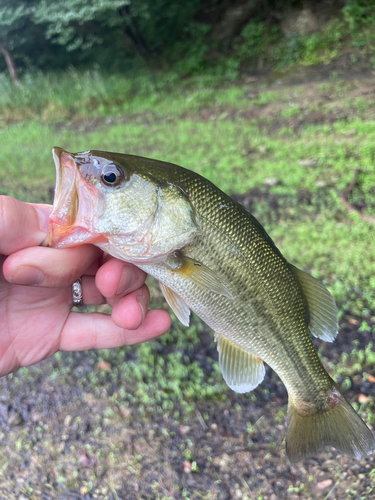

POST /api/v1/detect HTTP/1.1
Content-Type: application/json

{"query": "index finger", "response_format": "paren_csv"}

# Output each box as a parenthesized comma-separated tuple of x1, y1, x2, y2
(0, 196, 51, 255)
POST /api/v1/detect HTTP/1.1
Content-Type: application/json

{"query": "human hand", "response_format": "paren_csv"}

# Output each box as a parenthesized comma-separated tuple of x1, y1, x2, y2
(0, 196, 171, 377)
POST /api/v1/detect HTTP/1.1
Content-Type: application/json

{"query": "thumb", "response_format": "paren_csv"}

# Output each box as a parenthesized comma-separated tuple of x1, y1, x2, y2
(0, 196, 52, 255)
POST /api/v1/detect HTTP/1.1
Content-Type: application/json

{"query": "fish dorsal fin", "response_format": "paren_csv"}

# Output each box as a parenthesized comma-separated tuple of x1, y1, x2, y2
(159, 282, 191, 327)
(289, 264, 338, 342)
(166, 252, 233, 299)
(216, 333, 265, 393)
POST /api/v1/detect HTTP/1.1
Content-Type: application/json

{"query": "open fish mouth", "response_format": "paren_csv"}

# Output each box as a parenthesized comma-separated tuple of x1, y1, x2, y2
(52, 147, 78, 226)
(47, 147, 79, 247)
(47, 147, 103, 248)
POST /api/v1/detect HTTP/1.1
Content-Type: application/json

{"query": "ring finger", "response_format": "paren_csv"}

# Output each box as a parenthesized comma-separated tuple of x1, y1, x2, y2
(79, 275, 105, 306)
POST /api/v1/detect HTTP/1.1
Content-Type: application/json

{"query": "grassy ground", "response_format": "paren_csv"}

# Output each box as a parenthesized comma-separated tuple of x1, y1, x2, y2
(2, 68, 375, 499)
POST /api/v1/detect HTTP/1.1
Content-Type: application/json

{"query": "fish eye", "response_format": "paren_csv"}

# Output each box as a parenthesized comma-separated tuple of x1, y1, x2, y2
(101, 163, 124, 187)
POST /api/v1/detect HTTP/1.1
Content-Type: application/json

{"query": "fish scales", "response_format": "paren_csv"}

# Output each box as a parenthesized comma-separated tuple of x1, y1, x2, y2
(139, 164, 329, 397)
(47, 148, 375, 462)
(142, 176, 329, 397)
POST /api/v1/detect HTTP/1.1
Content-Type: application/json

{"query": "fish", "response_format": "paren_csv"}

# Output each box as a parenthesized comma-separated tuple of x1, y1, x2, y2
(47, 147, 375, 463)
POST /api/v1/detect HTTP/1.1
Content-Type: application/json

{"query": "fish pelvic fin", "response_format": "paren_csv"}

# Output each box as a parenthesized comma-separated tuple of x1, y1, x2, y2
(286, 382, 375, 463)
(159, 282, 190, 326)
(216, 334, 265, 393)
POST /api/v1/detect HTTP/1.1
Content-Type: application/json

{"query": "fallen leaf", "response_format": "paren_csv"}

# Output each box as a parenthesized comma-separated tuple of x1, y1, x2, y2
(97, 361, 111, 371)
(179, 425, 191, 435)
(366, 373, 375, 383)
(317, 479, 333, 490)
(183, 460, 192, 473)
(358, 394, 370, 404)
(120, 407, 131, 419)
(348, 318, 358, 325)
(79, 453, 95, 468)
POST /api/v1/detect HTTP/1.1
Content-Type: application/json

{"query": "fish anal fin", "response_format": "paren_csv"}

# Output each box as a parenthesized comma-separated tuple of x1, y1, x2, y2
(216, 333, 265, 393)
(159, 282, 190, 326)
(286, 383, 375, 462)
(166, 252, 233, 299)
(289, 264, 338, 342)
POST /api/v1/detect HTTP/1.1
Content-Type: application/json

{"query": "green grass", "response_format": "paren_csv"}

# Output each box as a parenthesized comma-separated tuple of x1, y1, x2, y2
(3, 76, 375, 317)
(0, 70, 250, 124)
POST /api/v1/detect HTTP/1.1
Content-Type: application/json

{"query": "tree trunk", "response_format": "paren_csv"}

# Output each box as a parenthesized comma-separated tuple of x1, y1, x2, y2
(0, 43, 20, 86)
(117, 5, 150, 57)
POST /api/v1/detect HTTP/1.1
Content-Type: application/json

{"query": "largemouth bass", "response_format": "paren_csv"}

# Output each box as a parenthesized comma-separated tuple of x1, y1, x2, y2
(48, 147, 375, 462)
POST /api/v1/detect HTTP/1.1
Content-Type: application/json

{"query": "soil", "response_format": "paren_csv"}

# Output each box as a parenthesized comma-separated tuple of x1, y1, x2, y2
(2, 62, 375, 500)
(1, 314, 374, 500)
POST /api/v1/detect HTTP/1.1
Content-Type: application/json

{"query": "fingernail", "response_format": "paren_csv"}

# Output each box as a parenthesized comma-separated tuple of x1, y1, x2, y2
(116, 266, 135, 295)
(136, 294, 147, 321)
(35, 207, 52, 234)
(8, 265, 45, 285)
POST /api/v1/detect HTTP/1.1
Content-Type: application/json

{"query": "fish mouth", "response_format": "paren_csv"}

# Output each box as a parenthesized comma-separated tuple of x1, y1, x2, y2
(52, 147, 78, 226)
(47, 147, 101, 248)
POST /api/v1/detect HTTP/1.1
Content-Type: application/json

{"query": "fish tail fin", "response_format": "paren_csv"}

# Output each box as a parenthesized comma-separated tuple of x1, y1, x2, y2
(286, 383, 375, 462)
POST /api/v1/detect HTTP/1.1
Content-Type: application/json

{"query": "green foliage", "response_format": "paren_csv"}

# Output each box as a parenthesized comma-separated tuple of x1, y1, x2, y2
(227, 2, 375, 71)
(276, 19, 347, 67)
(4, 1, 375, 76)
(343, 0, 375, 65)
(222, 15, 350, 74)
(234, 21, 280, 63)
(33, 0, 206, 57)
(0, 0, 38, 71)
(0, 0, 214, 73)
(343, 0, 375, 31)
(33, 0, 131, 51)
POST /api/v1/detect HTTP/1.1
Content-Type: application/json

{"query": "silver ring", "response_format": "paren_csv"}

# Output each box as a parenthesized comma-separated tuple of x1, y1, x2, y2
(72, 278, 83, 306)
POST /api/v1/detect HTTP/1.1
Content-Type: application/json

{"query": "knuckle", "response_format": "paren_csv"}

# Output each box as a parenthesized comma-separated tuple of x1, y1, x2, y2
(0, 196, 18, 253)
(0, 196, 12, 226)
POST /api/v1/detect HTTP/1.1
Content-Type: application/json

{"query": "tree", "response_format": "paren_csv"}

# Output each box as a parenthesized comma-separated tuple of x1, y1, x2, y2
(33, 0, 206, 58)
(0, 42, 20, 84)
(0, 0, 32, 83)
(0, 0, 214, 74)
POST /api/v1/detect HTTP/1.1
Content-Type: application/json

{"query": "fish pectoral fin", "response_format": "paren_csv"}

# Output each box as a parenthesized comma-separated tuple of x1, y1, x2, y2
(216, 333, 265, 393)
(289, 264, 338, 342)
(167, 252, 233, 299)
(159, 282, 191, 327)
